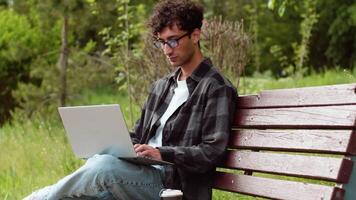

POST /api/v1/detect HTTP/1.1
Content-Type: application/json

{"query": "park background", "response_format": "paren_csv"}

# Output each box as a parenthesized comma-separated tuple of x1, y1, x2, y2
(0, 0, 355, 199)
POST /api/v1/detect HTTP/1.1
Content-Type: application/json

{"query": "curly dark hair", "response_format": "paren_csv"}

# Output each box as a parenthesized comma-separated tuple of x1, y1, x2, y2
(148, 0, 204, 36)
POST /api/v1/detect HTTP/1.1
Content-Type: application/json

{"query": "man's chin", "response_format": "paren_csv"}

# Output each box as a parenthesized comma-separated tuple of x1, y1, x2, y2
(169, 61, 181, 68)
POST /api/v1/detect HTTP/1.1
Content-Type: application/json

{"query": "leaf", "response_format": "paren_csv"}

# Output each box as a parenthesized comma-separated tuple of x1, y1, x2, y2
(268, 0, 276, 10)
(278, 4, 286, 17)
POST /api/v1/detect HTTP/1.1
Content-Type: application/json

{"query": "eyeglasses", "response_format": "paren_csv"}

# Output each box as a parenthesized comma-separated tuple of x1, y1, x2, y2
(153, 32, 190, 49)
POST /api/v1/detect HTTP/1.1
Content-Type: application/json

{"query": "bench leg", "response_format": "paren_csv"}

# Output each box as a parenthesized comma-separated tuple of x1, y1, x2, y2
(344, 156, 356, 200)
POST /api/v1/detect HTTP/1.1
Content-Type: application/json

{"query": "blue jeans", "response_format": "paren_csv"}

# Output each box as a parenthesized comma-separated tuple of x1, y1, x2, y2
(24, 154, 164, 200)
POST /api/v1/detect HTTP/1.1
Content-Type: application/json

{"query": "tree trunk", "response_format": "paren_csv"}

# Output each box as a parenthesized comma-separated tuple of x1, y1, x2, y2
(58, 14, 69, 107)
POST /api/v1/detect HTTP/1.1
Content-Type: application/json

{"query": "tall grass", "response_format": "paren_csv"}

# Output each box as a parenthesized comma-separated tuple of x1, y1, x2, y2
(240, 67, 356, 95)
(0, 68, 355, 199)
(0, 118, 82, 199)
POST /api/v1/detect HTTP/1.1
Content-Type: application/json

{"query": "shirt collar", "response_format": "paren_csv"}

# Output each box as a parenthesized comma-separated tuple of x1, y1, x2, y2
(167, 57, 213, 83)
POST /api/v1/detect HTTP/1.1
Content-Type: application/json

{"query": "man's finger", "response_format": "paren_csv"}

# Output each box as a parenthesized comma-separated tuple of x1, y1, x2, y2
(135, 144, 154, 153)
(133, 144, 141, 150)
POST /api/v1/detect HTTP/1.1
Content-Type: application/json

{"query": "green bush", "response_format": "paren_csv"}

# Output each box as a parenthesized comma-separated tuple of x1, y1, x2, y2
(0, 9, 42, 124)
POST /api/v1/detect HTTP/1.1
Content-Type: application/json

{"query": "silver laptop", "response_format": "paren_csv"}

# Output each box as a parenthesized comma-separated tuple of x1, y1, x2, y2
(58, 104, 173, 165)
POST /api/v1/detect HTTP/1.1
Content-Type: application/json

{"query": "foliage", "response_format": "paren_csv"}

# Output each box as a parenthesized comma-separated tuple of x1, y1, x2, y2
(267, 0, 289, 17)
(234, 0, 301, 75)
(100, 0, 153, 125)
(267, 0, 320, 78)
(9, 0, 121, 121)
(0, 9, 43, 124)
(100, 0, 147, 52)
(293, 0, 319, 77)
(322, 0, 356, 68)
(202, 0, 356, 75)
(1, 0, 356, 125)
(13, 48, 117, 119)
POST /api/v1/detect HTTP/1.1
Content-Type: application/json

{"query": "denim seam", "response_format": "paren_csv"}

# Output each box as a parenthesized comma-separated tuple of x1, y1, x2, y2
(106, 179, 162, 188)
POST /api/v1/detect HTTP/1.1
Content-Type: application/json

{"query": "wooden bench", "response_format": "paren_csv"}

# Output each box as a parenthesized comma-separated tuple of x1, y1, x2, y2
(213, 83, 356, 200)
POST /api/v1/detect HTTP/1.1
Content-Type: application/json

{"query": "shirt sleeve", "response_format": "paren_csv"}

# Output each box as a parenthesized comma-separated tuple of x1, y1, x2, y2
(129, 81, 157, 145)
(129, 103, 146, 145)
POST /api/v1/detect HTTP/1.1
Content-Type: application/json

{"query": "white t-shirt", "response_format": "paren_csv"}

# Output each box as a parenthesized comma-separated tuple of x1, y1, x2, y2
(148, 79, 189, 148)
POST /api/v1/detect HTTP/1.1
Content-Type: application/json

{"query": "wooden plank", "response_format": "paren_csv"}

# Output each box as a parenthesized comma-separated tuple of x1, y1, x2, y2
(213, 172, 345, 200)
(344, 156, 356, 200)
(220, 151, 354, 183)
(229, 129, 356, 155)
(234, 105, 356, 129)
(238, 83, 356, 108)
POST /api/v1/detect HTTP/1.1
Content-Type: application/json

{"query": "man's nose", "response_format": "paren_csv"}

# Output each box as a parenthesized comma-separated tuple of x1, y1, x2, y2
(163, 43, 173, 55)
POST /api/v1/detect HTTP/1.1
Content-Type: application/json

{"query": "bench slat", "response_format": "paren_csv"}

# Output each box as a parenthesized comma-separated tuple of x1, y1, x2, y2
(234, 105, 356, 129)
(213, 172, 345, 200)
(238, 83, 356, 108)
(221, 151, 354, 183)
(229, 129, 356, 155)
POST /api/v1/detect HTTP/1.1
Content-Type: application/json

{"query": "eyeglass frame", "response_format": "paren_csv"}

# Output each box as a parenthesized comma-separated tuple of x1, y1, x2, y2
(153, 32, 191, 49)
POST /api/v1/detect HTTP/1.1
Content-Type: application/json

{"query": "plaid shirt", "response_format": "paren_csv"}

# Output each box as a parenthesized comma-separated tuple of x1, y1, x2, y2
(131, 58, 238, 200)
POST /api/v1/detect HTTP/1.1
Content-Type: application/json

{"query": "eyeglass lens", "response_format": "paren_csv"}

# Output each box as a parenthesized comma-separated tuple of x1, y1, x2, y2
(154, 32, 189, 49)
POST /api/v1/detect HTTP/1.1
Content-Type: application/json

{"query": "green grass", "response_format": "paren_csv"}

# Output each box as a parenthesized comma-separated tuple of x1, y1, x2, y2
(239, 67, 356, 95)
(0, 118, 82, 199)
(0, 68, 355, 199)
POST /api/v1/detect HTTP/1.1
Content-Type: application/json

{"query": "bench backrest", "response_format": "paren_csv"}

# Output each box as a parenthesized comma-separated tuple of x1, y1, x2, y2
(213, 83, 356, 200)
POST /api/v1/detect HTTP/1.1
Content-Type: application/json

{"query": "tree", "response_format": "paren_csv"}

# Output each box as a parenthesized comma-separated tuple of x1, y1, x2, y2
(9, 0, 117, 119)
(322, 0, 356, 68)
(48, 0, 87, 106)
(0, 0, 9, 7)
(100, 0, 150, 126)
(268, 0, 356, 73)
(0, 10, 42, 124)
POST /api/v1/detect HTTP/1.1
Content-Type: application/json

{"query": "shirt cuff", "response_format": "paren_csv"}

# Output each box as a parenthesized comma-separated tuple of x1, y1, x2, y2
(157, 146, 175, 163)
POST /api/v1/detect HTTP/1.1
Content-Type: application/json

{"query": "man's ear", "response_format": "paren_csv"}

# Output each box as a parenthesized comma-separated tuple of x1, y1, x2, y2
(191, 28, 201, 44)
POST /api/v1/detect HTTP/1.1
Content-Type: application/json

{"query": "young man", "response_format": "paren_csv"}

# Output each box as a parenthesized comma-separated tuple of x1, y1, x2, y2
(25, 0, 237, 199)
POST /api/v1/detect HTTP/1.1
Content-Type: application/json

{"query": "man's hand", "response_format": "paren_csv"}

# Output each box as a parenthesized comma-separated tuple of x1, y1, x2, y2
(133, 144, 162, 161)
